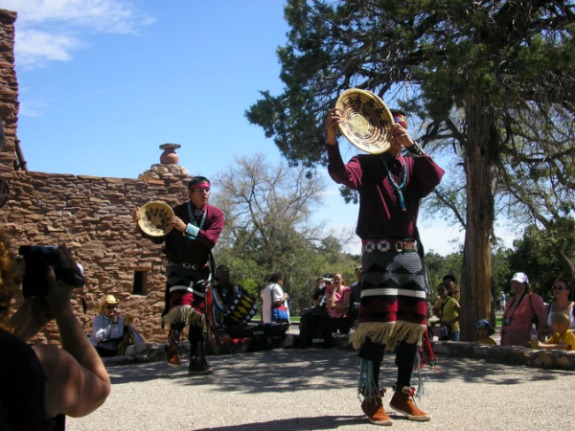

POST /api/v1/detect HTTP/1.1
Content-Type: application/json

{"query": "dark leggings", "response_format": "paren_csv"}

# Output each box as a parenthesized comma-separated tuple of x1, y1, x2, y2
(360, 338, 418, 387)
(330, 317, 352, 334)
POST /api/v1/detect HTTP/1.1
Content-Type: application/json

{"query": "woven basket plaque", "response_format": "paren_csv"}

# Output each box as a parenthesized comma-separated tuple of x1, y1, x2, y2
(138, 201, 174, 237)
(335, 88, 393, 154)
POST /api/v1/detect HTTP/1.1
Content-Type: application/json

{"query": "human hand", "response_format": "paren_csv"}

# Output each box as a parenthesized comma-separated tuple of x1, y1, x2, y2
(325, 108, 341, 145)
(111, 309, 120, 324)
(390, 123, 414, 154)
(44, 266, 73, 313)
(171, 216, 187, 232)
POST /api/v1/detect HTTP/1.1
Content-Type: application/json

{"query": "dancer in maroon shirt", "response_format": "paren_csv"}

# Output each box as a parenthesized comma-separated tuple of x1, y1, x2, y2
(325, 107, 444, 425)
(135, 176, 224, 373)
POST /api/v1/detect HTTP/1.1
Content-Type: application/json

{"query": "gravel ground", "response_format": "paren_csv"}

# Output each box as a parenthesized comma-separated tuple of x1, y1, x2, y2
(67, 348, 574, 431)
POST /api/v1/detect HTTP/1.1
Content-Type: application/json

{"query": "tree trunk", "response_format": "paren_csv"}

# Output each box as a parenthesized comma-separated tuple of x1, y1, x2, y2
(460, 96, 499, 340)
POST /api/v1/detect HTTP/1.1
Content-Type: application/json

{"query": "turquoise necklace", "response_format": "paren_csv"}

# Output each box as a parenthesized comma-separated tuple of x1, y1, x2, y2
(381, 156, 408, 211)
(187, 202, 207, 229)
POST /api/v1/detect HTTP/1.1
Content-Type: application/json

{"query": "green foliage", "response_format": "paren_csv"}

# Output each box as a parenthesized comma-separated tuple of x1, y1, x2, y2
(508, 221, 575, 301)
(212, 153, 360, 314)
(246, 0, 575, 338)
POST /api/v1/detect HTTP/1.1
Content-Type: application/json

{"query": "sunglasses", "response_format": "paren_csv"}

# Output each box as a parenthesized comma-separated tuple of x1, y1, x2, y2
(106, 305, 117, 310)
(553, 286, 569, 290)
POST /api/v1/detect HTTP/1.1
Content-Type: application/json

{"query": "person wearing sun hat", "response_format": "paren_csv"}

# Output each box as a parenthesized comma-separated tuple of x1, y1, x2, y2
(325, 103, 444, 425)
(500, 272, 547, 347)
(90, 294, 126, 357)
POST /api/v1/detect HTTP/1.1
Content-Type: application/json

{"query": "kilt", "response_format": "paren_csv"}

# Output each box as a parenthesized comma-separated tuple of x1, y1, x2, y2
(351, 250, 428, 352)
(160, 264, 208, 328)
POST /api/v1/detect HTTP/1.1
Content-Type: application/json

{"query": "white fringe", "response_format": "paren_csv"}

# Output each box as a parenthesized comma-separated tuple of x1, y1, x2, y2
(161, 305, 206, 330)
(351, 321, 426, 352)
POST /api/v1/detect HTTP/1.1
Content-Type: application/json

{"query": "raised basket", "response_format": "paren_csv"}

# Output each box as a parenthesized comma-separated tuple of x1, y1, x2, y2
(335, 88, 393, 154)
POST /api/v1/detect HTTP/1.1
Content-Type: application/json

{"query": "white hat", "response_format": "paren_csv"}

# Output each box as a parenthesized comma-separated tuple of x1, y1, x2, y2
(511, 272, 529, 284)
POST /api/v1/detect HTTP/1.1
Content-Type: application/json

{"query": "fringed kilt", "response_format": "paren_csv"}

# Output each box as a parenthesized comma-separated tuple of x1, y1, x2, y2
(351, 250, 428, 352)
(160, 265, 208, 329)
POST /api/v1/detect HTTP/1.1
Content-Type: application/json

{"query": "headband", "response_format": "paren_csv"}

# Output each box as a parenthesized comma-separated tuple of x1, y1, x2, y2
(190, 182, 210, 190)
(393, 112, 408, 128)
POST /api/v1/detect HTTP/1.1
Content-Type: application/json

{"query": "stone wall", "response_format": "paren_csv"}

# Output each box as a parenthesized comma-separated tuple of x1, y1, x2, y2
(0, 8, 194, 345)
(2, 171, 190, 344)
(0, 9, 18, 173)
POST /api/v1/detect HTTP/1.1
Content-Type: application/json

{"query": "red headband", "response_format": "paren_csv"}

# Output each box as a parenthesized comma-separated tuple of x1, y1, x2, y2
(393, 112, 408, 128)
(190, 182, 210, 190)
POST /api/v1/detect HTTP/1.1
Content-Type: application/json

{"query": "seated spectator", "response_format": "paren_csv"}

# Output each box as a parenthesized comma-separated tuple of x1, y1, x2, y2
(326, 273, 351, 335)
(312, 275, 330, 309)
(0, 235, 110, 431)
(535, 312, 575, 351)
(474, 319, 497, 345)
(212, 265, 258, 328)
(541, 278, 575, 338)
(299, 275, 332, 348)
(90, 295, 131, 357)
(260, 272, 290, 325)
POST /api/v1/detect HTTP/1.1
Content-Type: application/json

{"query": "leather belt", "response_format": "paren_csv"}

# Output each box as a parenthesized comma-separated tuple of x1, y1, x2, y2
(362, 239, 418, 253)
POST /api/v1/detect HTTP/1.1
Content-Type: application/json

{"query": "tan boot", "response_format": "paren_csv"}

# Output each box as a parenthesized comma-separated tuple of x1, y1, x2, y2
(389, 386, 431, 421)
(165, 328, 182, 366)
(361, 390, 393, 426)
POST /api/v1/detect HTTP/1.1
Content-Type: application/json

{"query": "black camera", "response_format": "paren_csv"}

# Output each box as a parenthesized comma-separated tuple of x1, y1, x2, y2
(19, 245, 84, 297)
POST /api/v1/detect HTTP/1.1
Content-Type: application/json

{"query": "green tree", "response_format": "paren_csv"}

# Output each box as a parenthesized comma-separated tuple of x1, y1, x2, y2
(508, 223, 575, 303)
(247, 0, 575, 339)
(212, 153, 358, 314)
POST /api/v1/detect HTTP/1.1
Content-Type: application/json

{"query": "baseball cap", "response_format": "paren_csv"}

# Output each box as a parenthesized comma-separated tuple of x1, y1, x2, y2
(511, 272, 529, 284)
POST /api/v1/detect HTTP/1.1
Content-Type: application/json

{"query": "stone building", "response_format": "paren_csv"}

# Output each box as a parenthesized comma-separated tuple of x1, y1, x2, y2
(0, 8, 191, 344)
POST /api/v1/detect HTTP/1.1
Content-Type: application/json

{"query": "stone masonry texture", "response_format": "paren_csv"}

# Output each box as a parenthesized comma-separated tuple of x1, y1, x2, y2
(0, 8, 190, 345)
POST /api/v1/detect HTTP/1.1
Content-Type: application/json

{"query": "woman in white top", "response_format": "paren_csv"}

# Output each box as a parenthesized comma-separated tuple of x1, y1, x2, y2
(543, 279, 575, 337)
(90, 295, 126, 357)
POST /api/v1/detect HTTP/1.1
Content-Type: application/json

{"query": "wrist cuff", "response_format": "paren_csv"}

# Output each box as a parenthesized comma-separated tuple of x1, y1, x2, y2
(408, 141, 425, 156)
(184, 223, 199, 239)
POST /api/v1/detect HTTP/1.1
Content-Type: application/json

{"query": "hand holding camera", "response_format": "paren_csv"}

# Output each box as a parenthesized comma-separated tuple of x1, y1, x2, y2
(19, 244, 84, 297)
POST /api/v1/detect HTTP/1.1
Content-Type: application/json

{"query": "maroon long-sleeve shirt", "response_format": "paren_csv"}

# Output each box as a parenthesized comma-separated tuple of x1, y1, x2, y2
(326, 144, 444, 240)
(143, 201, 224, 266)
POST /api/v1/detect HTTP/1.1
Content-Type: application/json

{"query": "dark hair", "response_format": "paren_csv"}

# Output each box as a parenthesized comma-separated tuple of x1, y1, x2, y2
(443, 274, 457, 284)
(188, 176, 211, 190)
(270, 272, 284, 283)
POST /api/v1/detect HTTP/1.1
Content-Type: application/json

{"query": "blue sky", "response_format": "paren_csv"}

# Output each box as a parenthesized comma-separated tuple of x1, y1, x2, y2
(0, 0, 504, 256)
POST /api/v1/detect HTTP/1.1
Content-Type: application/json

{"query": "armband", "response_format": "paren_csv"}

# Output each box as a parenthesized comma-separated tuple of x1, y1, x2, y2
(407, 140, 425, 156)
(184, 223, 199, 239)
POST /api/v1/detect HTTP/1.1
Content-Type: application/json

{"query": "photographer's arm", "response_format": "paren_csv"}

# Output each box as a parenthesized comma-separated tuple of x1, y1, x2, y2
(34, 268, 111, 418)
(8, 296, 52, 340)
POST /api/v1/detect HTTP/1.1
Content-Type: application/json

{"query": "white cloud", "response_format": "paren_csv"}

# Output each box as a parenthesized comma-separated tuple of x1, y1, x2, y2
(0, 0, 154, 69)
(16, 29, 80, 69)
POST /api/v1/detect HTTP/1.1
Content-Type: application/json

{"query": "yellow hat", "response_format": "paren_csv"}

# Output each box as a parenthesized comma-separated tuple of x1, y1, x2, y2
(98, 294, 119, 313)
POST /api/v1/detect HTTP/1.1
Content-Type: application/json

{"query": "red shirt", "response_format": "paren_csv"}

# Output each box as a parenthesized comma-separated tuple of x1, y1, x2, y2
(327, 144, 444, 240)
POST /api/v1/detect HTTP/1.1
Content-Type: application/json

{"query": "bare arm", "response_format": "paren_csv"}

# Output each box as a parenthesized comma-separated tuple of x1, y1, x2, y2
(35, 267, 111, 418)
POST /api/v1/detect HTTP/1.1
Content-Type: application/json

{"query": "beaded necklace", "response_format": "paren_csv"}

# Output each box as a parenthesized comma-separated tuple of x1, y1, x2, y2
(381, 155, 408, 211)
(187, 202, 207, 230)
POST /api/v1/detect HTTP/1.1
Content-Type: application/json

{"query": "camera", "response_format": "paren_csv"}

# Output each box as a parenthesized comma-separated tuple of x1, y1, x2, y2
(502, 318, 512, 326)
(19, 245, 85, 297)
